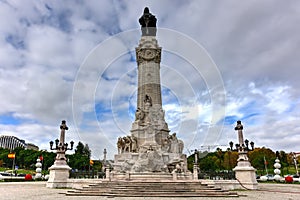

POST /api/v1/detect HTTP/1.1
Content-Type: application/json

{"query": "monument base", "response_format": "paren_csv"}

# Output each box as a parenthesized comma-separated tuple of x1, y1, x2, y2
(46, 160, 71, 188)
(109, 171, 192, 181)
(233, 160, 258, 190)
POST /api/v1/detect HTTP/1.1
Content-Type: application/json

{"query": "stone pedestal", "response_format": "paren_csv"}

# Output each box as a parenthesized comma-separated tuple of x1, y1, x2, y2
(233, 160, 258, 190)
(105, 168, 110, 180)
(193, 164, 198, 180)
(46, 157, 71, 188)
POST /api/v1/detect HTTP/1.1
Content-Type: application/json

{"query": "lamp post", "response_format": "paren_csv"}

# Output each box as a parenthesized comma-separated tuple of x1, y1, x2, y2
(49, 120, 74, 160)
(192, 149, 199, 180)
(46, 120, 74, 188)
(293, 152, 299, 176)
(232, 120, 258, 190)
(229, 139, 254, 152)
(102, 148, 107, 172)
(229, 141, 234, 151)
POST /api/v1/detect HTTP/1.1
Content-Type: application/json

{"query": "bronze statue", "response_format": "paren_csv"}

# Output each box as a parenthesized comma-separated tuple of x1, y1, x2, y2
(139, 7, 157, 36)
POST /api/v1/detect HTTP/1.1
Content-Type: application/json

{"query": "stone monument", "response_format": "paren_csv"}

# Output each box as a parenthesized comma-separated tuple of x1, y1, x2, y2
(111, 7, 191, 180)
(233, 120, 257, 189)
(47, 120, 74, 188)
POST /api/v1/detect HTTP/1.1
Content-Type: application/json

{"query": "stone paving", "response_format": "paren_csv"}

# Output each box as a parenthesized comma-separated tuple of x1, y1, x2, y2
(1, 182, 300, 200)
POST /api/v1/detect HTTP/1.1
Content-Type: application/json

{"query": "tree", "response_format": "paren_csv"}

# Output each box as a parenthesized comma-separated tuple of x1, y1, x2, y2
(216, 148, 224, 170)
(248, 147, 275, 172)
(0, 147, 10, 167)
(68, 141, 91, 170)
(223, 150, 238, 170)
(41, 151, 56, 171)
(199, 154, 219, 171)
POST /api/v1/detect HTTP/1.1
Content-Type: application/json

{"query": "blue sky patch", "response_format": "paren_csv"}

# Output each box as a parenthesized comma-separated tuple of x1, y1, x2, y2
(223, 115, 239, 126)
(0, 113, 22, 125)
(95, 102, 112, 120)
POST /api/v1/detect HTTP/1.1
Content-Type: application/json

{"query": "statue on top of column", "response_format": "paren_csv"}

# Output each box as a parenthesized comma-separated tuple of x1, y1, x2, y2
(139, 7, 157, 36)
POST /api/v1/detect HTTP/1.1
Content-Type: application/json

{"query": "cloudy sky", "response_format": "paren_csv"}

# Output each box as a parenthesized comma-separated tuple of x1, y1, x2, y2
(0, 0, 299, 159)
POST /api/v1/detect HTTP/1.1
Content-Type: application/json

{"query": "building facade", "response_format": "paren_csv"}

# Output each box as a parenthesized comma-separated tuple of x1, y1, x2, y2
(0, 135, 39, 150)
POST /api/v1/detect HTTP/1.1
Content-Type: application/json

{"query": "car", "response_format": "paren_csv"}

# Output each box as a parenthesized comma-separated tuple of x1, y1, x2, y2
(17, 173, 26, 177)
(0, 172, 12, 176)
(0, 172, 13, 180)
(292, 175, 300, 182)
(262, 174, 274, 181)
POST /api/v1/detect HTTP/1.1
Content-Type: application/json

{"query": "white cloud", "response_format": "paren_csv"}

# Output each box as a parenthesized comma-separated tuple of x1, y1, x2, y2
(0, 0, 299, 159)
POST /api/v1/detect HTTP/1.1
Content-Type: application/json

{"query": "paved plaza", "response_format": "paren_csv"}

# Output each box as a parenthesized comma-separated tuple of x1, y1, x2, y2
(1, 182, 300, 200)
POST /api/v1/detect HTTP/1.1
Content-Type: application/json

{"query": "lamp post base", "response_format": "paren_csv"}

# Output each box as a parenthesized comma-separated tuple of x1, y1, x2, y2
(233, 160, 258, 190)
(46, 159, 71, 188)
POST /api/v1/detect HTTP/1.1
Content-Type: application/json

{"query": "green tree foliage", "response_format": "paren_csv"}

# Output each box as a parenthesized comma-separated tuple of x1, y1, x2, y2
(0, 147, 10, 167)
(187, 152, 220, 171)
(91, 160, 103, 171)
(248, 147, 276, 170)
(200, 154, 219, 171)
(68, 141, 91, 170)
(0, 141, 91, 172)
(0, 147, 56, 170)
(222, 150, 238, 170)
(187, 147, 295, 173)
(40, 151, 56, 170)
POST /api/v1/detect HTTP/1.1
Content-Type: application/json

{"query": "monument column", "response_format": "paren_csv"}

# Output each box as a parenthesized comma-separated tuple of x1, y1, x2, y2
(136, 41, 162, 109)
(131, 7, 169, 148)
(112, 8, 189, 178)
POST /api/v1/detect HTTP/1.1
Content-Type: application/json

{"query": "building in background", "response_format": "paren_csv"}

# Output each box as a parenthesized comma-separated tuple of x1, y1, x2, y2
(0, 135, 39, 150)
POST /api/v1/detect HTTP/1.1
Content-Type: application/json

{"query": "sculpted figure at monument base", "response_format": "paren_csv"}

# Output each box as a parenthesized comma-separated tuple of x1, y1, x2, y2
(114, 129, 188, 174)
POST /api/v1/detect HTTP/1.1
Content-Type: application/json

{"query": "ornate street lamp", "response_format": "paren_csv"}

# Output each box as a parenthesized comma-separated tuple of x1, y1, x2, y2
(229, 139, 254, 152)
(192, 149, 199, 180)
(194, 149, 199, 164)
(49, 120, 74, 159)
(250, 141, 254, 151)
(229, 141, 234, 151)
(232, 120, 258, 189)
(47, 120, 74, 188)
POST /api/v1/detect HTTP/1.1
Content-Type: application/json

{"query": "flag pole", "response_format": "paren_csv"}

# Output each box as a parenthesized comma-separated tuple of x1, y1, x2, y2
(10, 153, 16, 177)
(264, 156, 268, 175)
(13, 155, 15, 175)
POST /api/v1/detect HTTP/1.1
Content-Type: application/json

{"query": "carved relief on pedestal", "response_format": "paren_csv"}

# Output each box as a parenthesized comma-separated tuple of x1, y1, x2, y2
(167, 133, 184, 154)
(117, 136, 139, 154)
(131, 147, 167, 172)
(136, 48, 161, 64)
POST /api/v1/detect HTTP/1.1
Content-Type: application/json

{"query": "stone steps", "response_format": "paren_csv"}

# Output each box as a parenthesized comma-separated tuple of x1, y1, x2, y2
(66, 181, 239, 197)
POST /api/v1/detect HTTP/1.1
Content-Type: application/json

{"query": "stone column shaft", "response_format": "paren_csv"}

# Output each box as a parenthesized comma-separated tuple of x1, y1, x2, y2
(136, 36, 162, 110)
